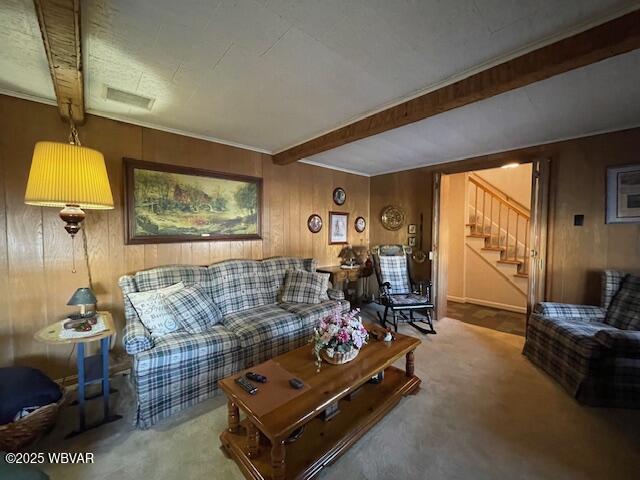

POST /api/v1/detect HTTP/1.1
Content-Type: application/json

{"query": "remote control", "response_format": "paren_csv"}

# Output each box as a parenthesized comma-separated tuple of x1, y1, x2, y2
(289, 378, 304, 390)
(235, 376, 258, 395)
(246, 372, 267, 383)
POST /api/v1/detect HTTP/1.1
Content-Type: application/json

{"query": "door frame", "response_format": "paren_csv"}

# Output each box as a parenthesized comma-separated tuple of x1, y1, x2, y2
(431, 159, 551, 321)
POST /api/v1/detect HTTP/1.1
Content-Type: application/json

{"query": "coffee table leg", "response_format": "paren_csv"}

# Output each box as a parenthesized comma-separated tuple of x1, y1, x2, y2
(271, 439, 286, 480)
(406, 350, 415, 377)
(227, 400, 239, 433)
(247, 421, 260, 458)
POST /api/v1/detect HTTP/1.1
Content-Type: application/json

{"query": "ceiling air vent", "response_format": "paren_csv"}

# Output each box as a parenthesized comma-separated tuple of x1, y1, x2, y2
(104, 86, 155, 110)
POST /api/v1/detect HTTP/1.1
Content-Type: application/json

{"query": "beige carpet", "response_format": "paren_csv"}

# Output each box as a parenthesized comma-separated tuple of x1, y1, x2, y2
(34, 313, 640, 480)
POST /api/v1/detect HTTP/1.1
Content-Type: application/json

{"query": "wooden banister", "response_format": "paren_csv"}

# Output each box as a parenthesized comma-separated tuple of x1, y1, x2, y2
(468, 174, 531, 275)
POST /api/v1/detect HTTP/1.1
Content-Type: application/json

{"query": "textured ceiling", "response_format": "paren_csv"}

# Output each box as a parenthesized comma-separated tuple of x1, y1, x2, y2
(0, 0, 638, 168)
(305, 49, 640, 175)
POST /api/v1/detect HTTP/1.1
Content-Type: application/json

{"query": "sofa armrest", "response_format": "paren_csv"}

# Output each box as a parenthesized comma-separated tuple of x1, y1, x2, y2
(123, 320, 154, 355)
(533, 302, 606, 322)
(595, 330, 640, 357)
(119, 274, 154, 355)
(327, 288, 345, 301)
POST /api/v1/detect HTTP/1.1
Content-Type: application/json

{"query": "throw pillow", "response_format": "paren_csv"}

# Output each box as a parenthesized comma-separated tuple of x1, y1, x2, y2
(280, 270, 329, 304)
(0, 367, 62, 425)
(605, 274, 640, 330)
(127, 282, 184, 336)
(162, 284, 223, 334)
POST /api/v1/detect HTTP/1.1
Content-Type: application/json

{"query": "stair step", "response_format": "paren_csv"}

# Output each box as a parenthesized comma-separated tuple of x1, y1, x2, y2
(467, 233, 490, 239)
(514, 273, 529, 278)
(481, 246, 504, 252)
(498, 259, 522, 265)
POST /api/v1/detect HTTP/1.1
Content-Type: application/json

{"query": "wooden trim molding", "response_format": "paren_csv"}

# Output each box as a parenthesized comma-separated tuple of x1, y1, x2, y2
(273, 9, 640, 165)
(33, 0, 84, 123)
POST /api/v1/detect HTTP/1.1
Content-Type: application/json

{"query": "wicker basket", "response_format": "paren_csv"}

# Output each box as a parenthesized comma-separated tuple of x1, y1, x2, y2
(320, 347, 359, 365)
(0, 391, 66, 452)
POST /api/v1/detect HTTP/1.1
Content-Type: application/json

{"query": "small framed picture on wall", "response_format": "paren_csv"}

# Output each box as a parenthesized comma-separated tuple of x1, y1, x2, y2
(408, 237, 416, 247)
(329, 212, 349, 244)
(606, 164, 640, 224)
(408, 224, 417, 234)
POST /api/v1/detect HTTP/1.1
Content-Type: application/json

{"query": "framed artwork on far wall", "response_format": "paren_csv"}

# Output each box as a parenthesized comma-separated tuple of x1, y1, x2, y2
(408, 237, 416, 247)
(124, 159, 262, 244)
(606, 164, 640, 224)
(408, 224, 416, 234)
(329, 211, 349, 244)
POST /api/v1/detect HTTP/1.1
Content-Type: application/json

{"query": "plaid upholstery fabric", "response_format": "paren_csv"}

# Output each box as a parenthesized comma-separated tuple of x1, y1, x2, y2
(134, 265, 211, 293)
(601, 270, 626, 310)
(120, 257, 326, 427)
(120, 275, 154, 354)
(223, 304, 306, 367)
(280, 270, 329, 304)
(533, 302, 606, 322)
(207, 260, 272, 315)
(378, 256, 411, 294)
(595, 330, 640, 357)
(387, 293, 433, 306)
(163, 284, 223, 334)
(279, 301, 342, 332)
(524, 270, 640, 407)
(133, 325, 243, 428)
(262, 257, 317, 302)
(327, 288, 345, 301)
(523, 315, 616, 396)
(605, 274, 640, 330)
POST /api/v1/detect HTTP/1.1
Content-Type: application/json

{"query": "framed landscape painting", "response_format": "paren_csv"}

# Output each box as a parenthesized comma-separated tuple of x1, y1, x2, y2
(124, 159, 262, 244)
(606, 164, 640, 224)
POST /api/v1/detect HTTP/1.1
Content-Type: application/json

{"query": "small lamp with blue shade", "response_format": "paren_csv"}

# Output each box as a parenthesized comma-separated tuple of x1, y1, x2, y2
(67, 287, 97, 319)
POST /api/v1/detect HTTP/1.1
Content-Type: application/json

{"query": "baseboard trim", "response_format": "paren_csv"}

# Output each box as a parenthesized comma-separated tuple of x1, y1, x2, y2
(447, 296, 526, 314)
(447, 295, 467, 303)
(466, 298, 527, 314)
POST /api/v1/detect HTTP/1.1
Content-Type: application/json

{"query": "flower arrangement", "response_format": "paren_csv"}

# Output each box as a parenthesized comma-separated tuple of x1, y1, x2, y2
(312, 309, 369, 365)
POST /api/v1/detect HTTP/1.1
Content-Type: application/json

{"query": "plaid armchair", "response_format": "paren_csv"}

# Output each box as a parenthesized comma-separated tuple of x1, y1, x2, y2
(523, 270, 640, 408)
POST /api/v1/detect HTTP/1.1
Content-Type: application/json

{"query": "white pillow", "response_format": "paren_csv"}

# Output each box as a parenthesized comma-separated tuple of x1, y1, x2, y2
(127, 282, 184, 336)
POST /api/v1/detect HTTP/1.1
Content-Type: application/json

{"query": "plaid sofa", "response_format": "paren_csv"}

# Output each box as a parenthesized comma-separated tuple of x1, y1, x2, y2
(119, 257, 348, 428)
(523, 270, 640, 408)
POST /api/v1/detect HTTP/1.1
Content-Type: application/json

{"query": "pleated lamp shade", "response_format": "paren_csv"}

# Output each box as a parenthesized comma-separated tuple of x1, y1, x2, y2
(24, 141, 114, 209)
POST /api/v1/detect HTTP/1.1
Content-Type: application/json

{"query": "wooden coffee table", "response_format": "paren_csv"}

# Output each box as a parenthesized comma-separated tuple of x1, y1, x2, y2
(219, 326, 421, 480)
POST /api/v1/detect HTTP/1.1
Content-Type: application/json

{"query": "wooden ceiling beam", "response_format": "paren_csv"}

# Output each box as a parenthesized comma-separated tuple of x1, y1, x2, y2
(273, 9, 640, 165)
(33, 0, 84, 124)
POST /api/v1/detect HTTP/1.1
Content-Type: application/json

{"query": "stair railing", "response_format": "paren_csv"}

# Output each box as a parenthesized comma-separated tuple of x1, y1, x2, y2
(468, 174, 530, 275)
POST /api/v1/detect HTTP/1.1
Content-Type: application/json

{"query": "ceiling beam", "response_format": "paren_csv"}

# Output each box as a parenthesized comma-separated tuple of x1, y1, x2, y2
(33, 0, 84, 124)
(273, 9, 640, 165)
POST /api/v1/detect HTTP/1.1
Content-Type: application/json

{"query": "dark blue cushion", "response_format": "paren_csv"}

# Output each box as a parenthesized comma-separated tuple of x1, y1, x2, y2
(0, 367, 62, 425)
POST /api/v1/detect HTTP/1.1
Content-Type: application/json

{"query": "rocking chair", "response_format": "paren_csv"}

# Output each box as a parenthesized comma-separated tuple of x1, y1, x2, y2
(371, 245, 436, 334)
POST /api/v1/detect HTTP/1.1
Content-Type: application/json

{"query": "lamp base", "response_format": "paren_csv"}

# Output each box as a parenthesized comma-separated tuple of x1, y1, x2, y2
(60, 204, 86, 237)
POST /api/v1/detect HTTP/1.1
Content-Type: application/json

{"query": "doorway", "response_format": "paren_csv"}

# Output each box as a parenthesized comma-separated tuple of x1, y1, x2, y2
(431, 159, 549, 334)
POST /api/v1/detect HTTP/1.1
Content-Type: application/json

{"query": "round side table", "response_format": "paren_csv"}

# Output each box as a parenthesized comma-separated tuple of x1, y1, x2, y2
(34, 311, 122, 437)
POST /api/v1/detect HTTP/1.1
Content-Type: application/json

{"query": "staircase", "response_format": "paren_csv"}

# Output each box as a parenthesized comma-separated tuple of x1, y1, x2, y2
(465, 174, 530, 294)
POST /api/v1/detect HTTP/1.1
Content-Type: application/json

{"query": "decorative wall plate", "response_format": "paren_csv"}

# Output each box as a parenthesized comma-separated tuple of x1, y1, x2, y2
(380, 205, 405, 231)
(307, 214, 323, 233)
(354, 216, 366, 233)
(333, 187, 346, 206)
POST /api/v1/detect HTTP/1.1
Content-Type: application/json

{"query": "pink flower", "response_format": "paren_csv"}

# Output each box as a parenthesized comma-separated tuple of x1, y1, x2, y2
(337, 329, 350, 343)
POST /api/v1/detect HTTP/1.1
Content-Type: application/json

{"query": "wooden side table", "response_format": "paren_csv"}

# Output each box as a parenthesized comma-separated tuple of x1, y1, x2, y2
(318, 265, 369, 305)
(34, 311, 122, 437)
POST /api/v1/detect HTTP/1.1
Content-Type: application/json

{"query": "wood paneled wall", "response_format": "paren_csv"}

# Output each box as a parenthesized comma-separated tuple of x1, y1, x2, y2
(0, 95, 369, 378)
(369, 127, 640, 307)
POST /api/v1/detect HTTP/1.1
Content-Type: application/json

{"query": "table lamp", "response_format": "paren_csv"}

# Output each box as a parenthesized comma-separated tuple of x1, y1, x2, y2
(339, 246, 357, 268)
(67, 287, 97, 320)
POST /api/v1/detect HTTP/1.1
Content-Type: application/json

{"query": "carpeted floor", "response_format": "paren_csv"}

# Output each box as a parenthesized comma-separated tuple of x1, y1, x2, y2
(33, 310, 640, 480)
